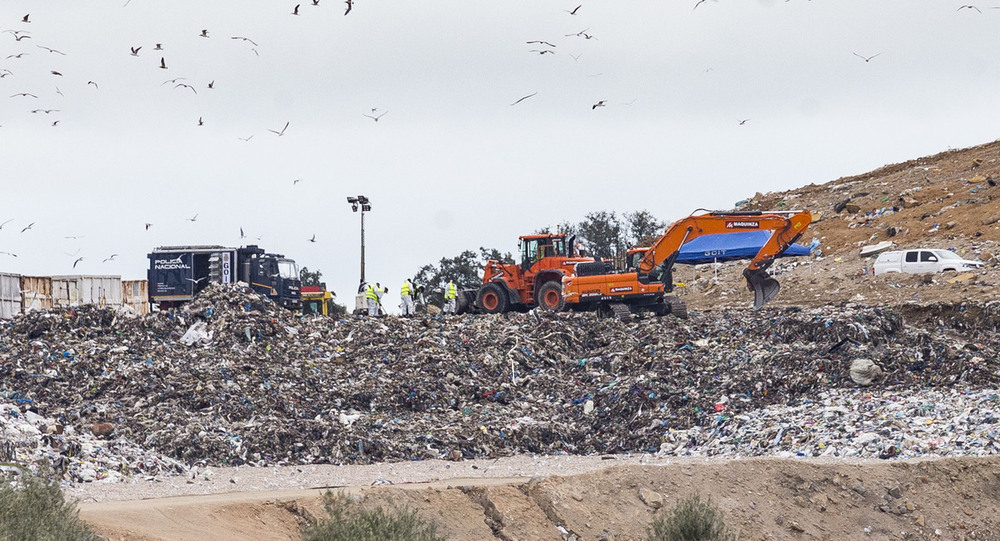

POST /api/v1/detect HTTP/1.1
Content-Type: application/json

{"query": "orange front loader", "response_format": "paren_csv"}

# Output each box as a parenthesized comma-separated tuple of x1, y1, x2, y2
(472, 233, 595, 313)
(561, 210, 812, 318)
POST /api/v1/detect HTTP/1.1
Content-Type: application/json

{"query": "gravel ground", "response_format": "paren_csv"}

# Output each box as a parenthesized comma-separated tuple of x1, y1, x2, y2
(64, 454, 672, 502)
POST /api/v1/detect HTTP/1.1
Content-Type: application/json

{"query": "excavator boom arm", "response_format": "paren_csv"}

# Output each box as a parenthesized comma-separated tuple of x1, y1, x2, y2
(636, 210, 812, 308)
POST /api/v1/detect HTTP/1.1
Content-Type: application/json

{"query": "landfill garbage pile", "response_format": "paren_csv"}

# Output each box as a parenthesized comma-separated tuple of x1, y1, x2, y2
(2, 283, 1000, 483)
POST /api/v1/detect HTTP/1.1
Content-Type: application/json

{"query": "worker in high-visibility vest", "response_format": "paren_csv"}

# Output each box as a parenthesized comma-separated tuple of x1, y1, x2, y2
(444, 280, 458, 314)
(365, 282, 378, 316)
(400, 278, 415, 316)
(375, 284, 388, 316)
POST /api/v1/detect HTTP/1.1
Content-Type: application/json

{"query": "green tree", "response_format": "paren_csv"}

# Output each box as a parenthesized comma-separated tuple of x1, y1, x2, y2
(625, 210, 666, 247)
(300, 266, 323, 286)
(412, 247, 512, 307)
(576, 210, 624, 261)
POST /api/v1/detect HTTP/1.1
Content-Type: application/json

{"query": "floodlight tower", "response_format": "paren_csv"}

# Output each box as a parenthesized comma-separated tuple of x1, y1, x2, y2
(346, 195, 372, 287)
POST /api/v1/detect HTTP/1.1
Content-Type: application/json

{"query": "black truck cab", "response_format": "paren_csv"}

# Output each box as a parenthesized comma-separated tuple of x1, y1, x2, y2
(147, 245, 301, 310)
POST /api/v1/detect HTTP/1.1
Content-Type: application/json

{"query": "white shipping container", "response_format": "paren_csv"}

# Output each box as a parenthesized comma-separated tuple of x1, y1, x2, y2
(0, 272, 21, 319)
(50, 275, 123, 308)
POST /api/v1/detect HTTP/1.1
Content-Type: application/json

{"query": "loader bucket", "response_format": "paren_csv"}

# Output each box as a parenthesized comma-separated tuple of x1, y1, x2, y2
(744, 269, 780, 309)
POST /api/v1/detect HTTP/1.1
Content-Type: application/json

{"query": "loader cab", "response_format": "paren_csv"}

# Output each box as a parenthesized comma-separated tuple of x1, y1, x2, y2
(519, 234, 573, 270)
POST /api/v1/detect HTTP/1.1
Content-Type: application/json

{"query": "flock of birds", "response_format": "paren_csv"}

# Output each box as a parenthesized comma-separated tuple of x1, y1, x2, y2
(2, 2, 996, 272)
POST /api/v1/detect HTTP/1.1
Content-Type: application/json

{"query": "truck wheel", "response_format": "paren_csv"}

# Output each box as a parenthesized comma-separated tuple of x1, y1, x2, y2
(477, 283, 509, 314)
(536, 281, 565, 312)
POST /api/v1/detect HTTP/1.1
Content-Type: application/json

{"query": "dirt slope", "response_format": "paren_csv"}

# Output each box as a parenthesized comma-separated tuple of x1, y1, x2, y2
(675, 138, 1000, 310)
(81, 457, 1000, 541)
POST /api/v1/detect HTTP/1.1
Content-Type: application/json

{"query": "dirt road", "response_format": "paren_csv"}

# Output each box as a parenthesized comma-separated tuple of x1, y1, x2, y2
(79, 455, 1000, 541)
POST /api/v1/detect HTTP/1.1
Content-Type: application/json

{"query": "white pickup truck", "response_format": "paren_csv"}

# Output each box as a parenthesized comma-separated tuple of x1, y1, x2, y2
(872, 249, 983, 276)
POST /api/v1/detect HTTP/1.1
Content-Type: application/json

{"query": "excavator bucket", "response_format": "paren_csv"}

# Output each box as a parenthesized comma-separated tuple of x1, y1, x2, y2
(744, 269, 780, 309)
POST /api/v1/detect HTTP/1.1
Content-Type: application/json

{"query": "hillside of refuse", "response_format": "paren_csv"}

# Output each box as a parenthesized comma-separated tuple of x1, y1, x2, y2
(2, 281, 1000, 486)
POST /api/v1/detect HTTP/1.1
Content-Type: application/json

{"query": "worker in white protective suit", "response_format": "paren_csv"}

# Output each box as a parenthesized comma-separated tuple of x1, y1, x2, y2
(400, 278, 415, 316)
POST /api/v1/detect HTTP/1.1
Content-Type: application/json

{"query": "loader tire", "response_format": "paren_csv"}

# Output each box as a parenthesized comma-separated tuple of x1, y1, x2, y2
(536, 281, 565, 312)
(477, 283, 509, 314)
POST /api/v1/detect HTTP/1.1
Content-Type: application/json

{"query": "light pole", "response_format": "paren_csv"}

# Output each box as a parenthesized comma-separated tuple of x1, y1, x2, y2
(347, 195, 371, 288)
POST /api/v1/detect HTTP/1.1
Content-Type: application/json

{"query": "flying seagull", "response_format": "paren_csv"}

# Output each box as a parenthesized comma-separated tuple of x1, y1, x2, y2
(0, 251, 16, 257)
(175, 83, 197, 94)
(293, 178, 302, 185)
(5, 53, 29, 59)
(186, 276, 207, 285)
(510, 92, 537, 106)
(592, 100, 606, 109)
(72, 257, 83, 268)
(269, 121, 290, 136)
(162, 77, 186, 85)
(130, 46, 141, 56)
(240, 227, 245, 239)
(309, 234, 317, 243)
(22, 14, 30, 23)
(200, 29, 209, 38)
(345, 0, 353, 15)
(292, 4, 300, 15)
(957, 4, 982, 12)
(853, 52, 881, 63)
(238, 135, 254, 142)
(144, 223, 153, 230)
(738, 118, 750, 125)
(530, 49, 555, 55)
(103, 254, 118, 263)
(154, 43, 163, 50)
(362, 110, 388, 122)
(0, 219, 12, 229)
(88, 80, 98, 89)
(159, 57, 167, 69)
(231, 36, 258, 46)
(37, 45, 64, 54)
(197, 117, 204, 126)
(527, 40, 557, 48)
(565, 4, 582, 14)
(207, 80, 214, 89)
(188, 213, 198, 222)
(10, 92, 38, 98)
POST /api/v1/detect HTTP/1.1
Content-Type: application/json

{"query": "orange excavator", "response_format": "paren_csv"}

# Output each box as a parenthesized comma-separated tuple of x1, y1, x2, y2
(560, 210, 812, 319)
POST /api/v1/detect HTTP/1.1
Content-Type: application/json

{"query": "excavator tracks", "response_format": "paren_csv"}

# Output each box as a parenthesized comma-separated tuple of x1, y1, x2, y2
(665, 296, 688, 319)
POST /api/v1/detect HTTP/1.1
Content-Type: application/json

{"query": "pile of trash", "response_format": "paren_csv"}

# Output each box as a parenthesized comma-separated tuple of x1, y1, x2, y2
(1, 283, 999, 483)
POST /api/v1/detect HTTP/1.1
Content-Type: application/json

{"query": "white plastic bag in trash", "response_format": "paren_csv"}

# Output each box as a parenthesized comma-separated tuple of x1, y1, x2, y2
(180, 321, 214, 346)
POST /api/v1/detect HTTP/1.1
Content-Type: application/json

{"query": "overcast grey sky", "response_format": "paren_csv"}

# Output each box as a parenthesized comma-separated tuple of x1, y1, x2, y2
(2, 1, 999, 311)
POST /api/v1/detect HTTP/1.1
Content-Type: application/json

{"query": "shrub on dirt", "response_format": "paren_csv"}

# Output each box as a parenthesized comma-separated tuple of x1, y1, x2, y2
(0, 468, 96, 541)
(302, 490, 447, 541)
(647, 493, 738, 541)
